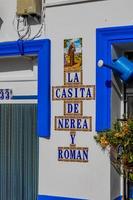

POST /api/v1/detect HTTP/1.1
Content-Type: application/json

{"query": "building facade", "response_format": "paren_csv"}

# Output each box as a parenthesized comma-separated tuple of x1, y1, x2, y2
(0, 0, 133, 199)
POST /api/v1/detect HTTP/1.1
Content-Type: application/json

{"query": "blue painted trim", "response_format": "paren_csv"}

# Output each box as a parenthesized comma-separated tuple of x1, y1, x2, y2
(12, 95, 37, 100)
(96, 25, 133, 131)
(0, 39, 51, 138)
(113, 195, 122, 200)
(38, 40, 51, 138)
(37, 195, 87, 200)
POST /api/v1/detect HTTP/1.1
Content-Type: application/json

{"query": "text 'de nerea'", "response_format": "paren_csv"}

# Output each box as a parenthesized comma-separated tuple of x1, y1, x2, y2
(55, 116, 92, 131)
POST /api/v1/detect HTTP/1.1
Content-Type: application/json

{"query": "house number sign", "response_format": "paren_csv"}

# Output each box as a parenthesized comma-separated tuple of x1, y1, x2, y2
(52, 38, 95, 162)
(0, 89, 12, 100)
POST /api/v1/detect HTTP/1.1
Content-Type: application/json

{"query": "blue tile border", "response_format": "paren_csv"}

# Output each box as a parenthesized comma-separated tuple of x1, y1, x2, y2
(96, 25, 133, 131)
(37, 195, 87, 200)
(0, 39, 51, 138)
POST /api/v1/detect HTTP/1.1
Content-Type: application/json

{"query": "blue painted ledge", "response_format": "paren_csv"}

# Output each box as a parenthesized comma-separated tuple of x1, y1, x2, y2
(114, 195, 122, 200)
(38, 195, 87, 200)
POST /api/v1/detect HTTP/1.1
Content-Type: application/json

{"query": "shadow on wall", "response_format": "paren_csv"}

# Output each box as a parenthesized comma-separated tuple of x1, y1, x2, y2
(0, 18, 3, 29)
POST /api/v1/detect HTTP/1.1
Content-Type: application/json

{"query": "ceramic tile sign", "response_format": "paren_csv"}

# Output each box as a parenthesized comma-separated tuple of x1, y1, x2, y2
(58, 132, 89, 162)
(52, 38, 95, 163)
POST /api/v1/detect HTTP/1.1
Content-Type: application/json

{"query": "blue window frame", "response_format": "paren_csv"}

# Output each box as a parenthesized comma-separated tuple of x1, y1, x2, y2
(96, 25, 133, 131)
(0, 39, 51, 138)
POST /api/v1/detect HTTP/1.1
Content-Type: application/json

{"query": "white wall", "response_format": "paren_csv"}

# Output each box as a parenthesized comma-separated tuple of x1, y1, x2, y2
(0, 0, 133, 199)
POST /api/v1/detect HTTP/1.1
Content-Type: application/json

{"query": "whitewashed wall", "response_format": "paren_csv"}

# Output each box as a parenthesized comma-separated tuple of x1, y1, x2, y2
(0, 0, 133, 199)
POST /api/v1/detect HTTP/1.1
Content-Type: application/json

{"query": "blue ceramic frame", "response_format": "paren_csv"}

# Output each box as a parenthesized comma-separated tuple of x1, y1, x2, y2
(0, 39, 51, 138)
(96, 25, 133, 131)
